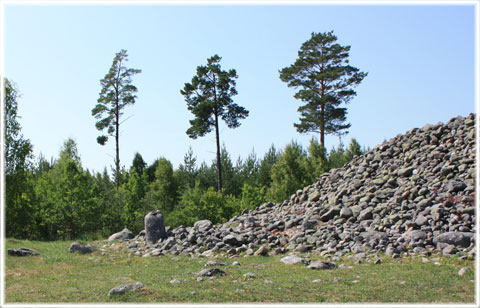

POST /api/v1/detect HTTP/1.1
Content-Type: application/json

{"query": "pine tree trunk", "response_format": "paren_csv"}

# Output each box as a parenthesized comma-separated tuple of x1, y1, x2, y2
(214, 112, 222, 192)
(114, 60, 121, 191)
(320, 103, 325, 148)
(115, 108, 120, 190)
(212, 73, 222, 192)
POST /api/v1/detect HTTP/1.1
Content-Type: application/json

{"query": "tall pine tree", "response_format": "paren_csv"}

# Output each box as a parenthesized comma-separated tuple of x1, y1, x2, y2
(92, 49, 141, 189)
(181, 54, 249, 192)
(279, 31, 367, 147)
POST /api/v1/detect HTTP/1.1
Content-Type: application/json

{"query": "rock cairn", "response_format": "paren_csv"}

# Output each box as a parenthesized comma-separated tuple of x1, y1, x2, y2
(121, 114, 476, 258)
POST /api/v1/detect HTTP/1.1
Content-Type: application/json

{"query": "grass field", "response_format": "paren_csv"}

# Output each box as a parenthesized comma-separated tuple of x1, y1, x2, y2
(4, 239, 476, 304)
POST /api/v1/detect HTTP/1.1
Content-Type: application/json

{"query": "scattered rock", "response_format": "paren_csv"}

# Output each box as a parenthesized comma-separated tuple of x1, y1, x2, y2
(307, 260, 337, 270)
(280, 255, 307, 265)
(169, 279, 181, 284)
(108, 228, 134, 242)
(458, 267, 472, 276)
(108, 282, 145, 296)
(7, 247, 39, 257)
(254, 245, 268, 256)
(205, 260, 226, 267)
(69, 242, 96, 254)
(243, 273, 256, 279)
(197, 268, 226, 277)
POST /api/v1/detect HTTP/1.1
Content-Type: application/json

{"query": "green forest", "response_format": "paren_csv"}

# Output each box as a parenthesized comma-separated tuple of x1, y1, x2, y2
(5, 31, 368, 240)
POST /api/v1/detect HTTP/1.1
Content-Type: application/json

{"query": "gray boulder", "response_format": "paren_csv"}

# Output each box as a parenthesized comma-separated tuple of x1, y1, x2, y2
(446, 180, 467, 192)
(197, 268, 225, 277)
(398, 167, 414, 177)
(69, 242, 96, 254)
(403, 230, 427, 243)
(340, 207, 353, 219)
(108, 282, 145, 296)
(434, 232, 473, 248)
(223, 234, 239, 246)
(194, 220, 213, 232)
(307, 260, 337, 270)
(254, 245, 268, 256)
(360, 231, 388, 242)
(145, 210, 167, 245)
(320, 207, 340, 222)
(108, 228, 134, 242)
(7, 247, 39, 257)
(358, 207, 373, 221)
(280, 255, 307, 265)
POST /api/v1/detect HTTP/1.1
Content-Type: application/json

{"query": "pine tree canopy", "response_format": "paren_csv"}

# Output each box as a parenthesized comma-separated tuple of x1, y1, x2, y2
(180, 54, 249, 191)
(181, 54, 249, 139)
(279, 31, 367, 147)
(92, 49, 141, 146)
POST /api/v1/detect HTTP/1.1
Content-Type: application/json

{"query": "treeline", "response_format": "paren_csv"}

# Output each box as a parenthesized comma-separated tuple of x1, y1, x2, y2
(6, 134, 364, 240)
(5, 30, 368, 240)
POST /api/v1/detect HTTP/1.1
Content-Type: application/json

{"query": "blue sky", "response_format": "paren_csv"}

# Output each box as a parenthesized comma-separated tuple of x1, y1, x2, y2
(4, 2, 477, 173)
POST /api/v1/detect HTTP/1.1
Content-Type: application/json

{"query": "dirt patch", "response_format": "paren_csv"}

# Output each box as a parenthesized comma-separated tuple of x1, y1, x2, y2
(5, 268, 38, 279)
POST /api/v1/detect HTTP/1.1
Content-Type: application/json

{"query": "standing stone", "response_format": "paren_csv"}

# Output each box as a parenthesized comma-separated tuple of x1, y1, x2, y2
(145, 210, 166, 245)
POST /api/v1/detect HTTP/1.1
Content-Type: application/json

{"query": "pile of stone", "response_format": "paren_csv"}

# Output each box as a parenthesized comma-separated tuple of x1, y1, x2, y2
(117, 113, 476, 259)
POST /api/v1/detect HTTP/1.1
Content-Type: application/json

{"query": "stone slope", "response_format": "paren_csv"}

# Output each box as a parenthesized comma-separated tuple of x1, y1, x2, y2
(129, 113, 477, 258)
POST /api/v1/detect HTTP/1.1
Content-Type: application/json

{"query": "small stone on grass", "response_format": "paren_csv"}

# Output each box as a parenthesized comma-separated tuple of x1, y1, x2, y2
(458, 267, 472, 276)
(243, 272, 256, 279)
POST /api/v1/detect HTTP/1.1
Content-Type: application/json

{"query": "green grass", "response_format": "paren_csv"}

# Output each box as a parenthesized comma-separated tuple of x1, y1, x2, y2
(5, 239, 475, 303)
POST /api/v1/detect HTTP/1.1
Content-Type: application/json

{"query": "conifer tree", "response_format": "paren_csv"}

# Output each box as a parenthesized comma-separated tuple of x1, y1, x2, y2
(280, 31, 367, 147)
(181, 54, 249, 191)
(92, 49, 141, 189)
